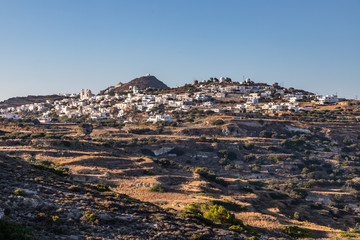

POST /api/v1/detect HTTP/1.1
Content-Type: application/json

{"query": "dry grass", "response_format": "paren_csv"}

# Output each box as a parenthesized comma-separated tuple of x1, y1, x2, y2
(236, 212, 282, 230)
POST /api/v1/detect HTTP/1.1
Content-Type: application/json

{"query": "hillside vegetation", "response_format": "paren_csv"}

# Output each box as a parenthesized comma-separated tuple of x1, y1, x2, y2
(1, 107, 360, 239)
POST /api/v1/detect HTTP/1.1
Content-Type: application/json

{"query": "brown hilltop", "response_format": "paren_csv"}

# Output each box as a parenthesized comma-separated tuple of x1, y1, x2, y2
(0, 95, 64, 109)
(113, 74, 169, 92)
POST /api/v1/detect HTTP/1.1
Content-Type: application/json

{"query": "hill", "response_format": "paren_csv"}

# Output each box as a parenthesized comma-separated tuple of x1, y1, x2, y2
(112, 74, 169, 92)
(0, 95, 64, 109)
(0, 153, 242, 240)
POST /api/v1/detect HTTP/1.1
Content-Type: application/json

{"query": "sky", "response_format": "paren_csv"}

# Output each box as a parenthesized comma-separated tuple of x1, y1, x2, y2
(0, 0, 359, 101)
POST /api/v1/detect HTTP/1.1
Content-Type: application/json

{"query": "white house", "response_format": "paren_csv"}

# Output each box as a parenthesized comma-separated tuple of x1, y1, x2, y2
(0, 114, 21, 119)
(147, 115, 173, 123)
(202, 101, 215, 108)
(247, 97, 259, 104)
(289, 96, 302, 103)
(317, 94, 338, 104)
(38, 117, 52, 123)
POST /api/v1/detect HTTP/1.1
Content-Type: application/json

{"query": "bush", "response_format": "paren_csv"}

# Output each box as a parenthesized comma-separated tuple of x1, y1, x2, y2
(212, 119, 225, 125)
(0, 220, 32, 240)
(184, 202, 202, 216)
(259, 130, 272, 138)
(209, 200, 245, 212)
(191, 234, 206, 240)
(243, 154, 256, 162)
(217, 150, 237, 161)
(202, 204, 243, 225)
(94, 184, 110, 191)
(269, 192, 288, 200)
(243, 143, 254, 150)
(78, 123, 93, 134)
(268, 154, 287, 162)
(69, 185, 82, 192)
(194, 168, 227, 186)
(140, 148, 155, 156)
(83, 211, 98, 222)
(281, 139, 307, 151)
(168, 148, 185, 156)
(143, 169, 154, 175)
(13, 189, 26, 197)
(184, 202, 245, 228)
(51, 215, 60, 222)
(195, 167, 216, 180)
(128, 128, 152, 134)
(148, 183, 165, 192)
(229, 224, 258, 235)
(30, 132, 45, 138)
(44, 133, 62, 139)
(33, 162, 70, 177)
(155, 158, 176, 167)
(281, 225, 315, 238)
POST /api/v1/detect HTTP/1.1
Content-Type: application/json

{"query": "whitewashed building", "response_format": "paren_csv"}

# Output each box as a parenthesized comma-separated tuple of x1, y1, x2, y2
(147, 115, 173, 122)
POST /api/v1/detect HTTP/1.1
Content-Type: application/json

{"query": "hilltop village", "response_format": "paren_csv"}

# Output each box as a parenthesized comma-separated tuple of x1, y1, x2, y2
(0, 75, 338, 123)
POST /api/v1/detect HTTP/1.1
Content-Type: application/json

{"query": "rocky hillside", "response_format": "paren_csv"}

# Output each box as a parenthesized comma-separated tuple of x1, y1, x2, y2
(0, 153, 244, 240)
(113, 75, 169, 92)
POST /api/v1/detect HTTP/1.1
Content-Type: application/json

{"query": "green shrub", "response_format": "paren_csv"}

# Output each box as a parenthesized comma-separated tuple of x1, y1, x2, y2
(30, 132, 45, 139)
(148, 183, 165, 192)
(33, 162, 70, 177)
(128, 128, 152, 134)
(140, 148, 155, 156)
(281, 139, 307, 151)
(217, 150, 237, 161)
(195, 167, 216, 180)
(268, 154, 287, 162)
(202, 204, 243, 225)
(269, 192, 288, 200)
(69, 185, 81, 192)
(198, 136, 207, 142)
(208, 200, 245, 212)
(184, 202, 202, 216)
(259, 130, 272, 138)
(78, 123, 93, 134)
(94, 184, 110, 192)
(143, 169, 154, 175)
(155, 158, 176, 167)
(51, 215, 60, 222)
(194, 167, 227, 186)
(212, 119, 225, 125)
(83, 211, 98, 222)
(44, 133, 62, 139)
(281, 225, 315, 238)
(184, 202, 245, 228)
(191, 234, 206, 240)
(0, 220, 32, 240)
(229, 224, 258, 235)
(243, 143, 254, 150)
(243, 154, 256, 162)
(13, 189, 26, 197)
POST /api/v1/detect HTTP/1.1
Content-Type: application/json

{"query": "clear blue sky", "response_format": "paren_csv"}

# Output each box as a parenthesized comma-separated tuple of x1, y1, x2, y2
(0, 0, 359, 101)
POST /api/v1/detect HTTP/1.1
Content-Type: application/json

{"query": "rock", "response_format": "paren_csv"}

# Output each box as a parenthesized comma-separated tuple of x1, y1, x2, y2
(115, 215, 139, 222)
(99, 213, 113, 221)
(23, 198, 42, 208)
(0, 208, 4, 220)
(68, 235, 79, 240)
